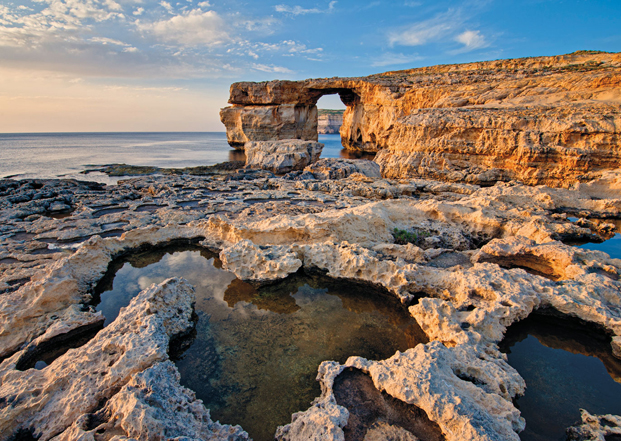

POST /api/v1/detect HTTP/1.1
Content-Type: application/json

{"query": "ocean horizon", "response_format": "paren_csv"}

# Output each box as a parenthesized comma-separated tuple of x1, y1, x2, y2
(0, 132, 355, 185)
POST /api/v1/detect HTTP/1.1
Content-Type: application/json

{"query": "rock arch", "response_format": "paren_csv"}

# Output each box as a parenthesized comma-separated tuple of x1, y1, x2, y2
(219, 80, 379, 152)
(220, 52, 621, 187)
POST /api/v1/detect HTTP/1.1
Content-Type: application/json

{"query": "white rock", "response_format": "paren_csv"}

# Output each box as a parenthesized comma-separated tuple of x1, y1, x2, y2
(245, 140, 323, 174)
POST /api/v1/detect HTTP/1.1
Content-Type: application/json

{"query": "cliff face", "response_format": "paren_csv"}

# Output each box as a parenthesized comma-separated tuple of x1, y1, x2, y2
(220, 51, 621, 187)
(318, 109, 344, 134)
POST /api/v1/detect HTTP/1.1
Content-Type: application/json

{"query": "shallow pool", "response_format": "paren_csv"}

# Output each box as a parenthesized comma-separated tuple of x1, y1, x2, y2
(94, 245, 426, 440)
(500, 311, 621, 441)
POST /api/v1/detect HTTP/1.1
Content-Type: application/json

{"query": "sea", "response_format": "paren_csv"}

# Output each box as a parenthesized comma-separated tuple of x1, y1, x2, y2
(0, 132, 359, 185)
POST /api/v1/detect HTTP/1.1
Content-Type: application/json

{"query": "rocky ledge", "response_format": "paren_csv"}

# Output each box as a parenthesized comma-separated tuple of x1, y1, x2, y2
(221, 51, 621, 187)
(0, 160, 620, 440)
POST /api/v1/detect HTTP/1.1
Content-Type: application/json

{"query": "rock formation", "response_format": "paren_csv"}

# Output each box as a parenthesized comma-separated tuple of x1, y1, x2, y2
(244, 140, 323, 174)
(3, 51, 621, 441)
(220, 51, 621, 187)
(318, 109, 344, 134)
(1, 166, 620, 440)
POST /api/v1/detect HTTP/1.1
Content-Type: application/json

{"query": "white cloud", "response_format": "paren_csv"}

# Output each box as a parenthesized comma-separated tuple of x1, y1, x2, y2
(136, 9, 230, 46)
(252, 63, 294, 74)
(160, 1, 174, 13)
(371, 52, 421, 67)
(0, 0, 125, 48)
(236, 16, 278, 33)
(123, 46, 138, 52)
(275, 1, 336, 15)
(388, 9, 462, 46)
(455, 29, 488, 50)
(133, 7, 144, 15)
(197, 1, 210, 7)
(104, 0, 123, 12)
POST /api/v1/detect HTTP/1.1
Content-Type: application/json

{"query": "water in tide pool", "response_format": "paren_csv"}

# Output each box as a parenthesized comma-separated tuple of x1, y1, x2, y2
(500, 313, 621, 441)
(93, 245, 426, 441)
(568, 217, 621, 259)
(0, 132, 370, 185)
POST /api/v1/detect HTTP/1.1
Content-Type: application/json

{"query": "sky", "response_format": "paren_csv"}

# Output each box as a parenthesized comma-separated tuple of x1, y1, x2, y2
(0, 0, 619, 132)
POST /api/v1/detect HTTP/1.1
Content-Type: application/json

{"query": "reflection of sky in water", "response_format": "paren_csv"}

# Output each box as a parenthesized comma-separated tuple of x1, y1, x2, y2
(566, 217, 621, 260)
(95, 249, 425, 441)
(96, 250, 235, 325)
(502, 318, 621, 441)
(579, 233, 621, 259)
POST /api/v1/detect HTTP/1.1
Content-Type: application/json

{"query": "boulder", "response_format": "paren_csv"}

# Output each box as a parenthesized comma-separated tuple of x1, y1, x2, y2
(305, 158, 381, 180)
(245, 140, 323, 174)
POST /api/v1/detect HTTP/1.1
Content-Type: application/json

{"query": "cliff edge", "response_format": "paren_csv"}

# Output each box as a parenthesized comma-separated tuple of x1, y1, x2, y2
(220, 51, 621, 187)
(318, 109, 344, 134)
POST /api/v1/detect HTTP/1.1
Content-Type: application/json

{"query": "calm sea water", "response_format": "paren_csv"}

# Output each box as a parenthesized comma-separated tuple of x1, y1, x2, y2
(0, 132, 355, 184)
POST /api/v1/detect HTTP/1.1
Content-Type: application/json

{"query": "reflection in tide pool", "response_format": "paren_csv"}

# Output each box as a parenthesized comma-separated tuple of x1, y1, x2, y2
(500, 312, 621, 441)
(567, 217, 621, 259)
(579, 233, 621, 259)
(94, 246, 426, 441)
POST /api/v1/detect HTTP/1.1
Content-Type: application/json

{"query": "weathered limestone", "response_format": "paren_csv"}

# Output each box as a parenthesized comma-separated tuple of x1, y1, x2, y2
(0, 277, 248, 440)
(277, 343, 525, 441)
(566, 410, 621, 440)
(1, 167, 621, 441)
(221, 51, 621, 187)
(220, 104, 318, 147)
(245, 140, 323, 174)
(304, 158, 381, 180)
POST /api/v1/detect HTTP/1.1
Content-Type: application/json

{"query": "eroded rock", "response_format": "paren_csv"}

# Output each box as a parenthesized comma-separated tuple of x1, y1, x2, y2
(221, 52, 621, 187)
(245, 140, 323, 174)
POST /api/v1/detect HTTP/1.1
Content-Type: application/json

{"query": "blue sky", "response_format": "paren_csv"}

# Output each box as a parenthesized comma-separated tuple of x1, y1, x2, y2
(0, 0, 619, 132)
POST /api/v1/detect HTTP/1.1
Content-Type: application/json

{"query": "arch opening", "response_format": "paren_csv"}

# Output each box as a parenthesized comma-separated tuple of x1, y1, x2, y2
(314, 90, 375, 160)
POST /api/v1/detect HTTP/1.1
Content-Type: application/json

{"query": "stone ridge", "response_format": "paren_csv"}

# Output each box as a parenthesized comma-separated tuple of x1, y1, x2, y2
(220, 51, 621, 187)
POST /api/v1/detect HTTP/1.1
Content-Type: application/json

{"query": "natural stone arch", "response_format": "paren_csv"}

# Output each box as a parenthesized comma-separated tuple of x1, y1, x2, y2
(219, 81, 373, 151)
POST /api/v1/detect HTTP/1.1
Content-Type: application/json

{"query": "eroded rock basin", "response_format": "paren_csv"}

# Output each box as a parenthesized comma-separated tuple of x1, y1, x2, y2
(94, 246, 427, 440)
(500, 311, 621, 441)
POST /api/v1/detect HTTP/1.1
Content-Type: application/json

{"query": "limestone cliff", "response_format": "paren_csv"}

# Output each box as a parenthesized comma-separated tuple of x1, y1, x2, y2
(220, 51, 621, 187)
(318, 109, 344, 134)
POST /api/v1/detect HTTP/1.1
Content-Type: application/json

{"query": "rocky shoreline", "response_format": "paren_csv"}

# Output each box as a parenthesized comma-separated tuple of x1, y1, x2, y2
(2, 51, 621, 441)
(1, 159, 620, 440)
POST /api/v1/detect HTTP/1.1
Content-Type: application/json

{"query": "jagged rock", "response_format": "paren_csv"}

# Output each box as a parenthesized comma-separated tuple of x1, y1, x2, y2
(244, 140, 323, 174)
(277, 343, 525, 441)
(0, 278, 248, 440)
(2, 166, 621, 440)
(566, 409, 621, 440)
(220, 104, 318, 148)
(305, 158, 381, 180)
(221, 52, 621, 187)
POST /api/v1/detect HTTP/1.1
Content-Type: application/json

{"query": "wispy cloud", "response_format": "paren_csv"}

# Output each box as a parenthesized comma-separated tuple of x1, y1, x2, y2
(371, 52, 421, 67)
(90, 37, 130, 46)
(160, 1, 174, 14)
(252, 63, 294, 74)
(388, 9, 463, 47)
(274, 1, 337, 15)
